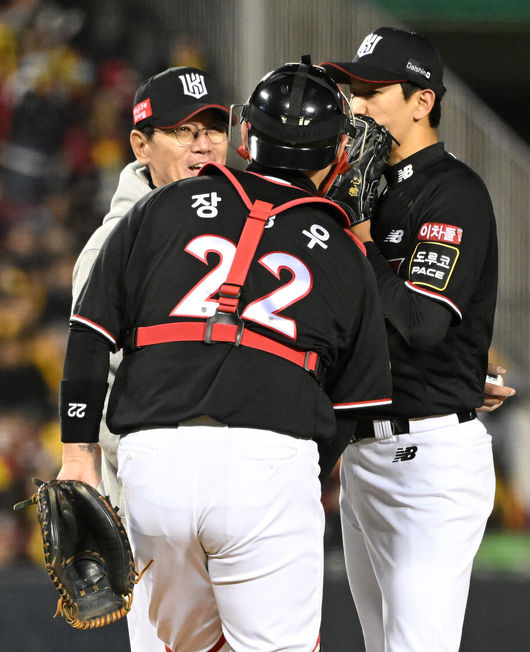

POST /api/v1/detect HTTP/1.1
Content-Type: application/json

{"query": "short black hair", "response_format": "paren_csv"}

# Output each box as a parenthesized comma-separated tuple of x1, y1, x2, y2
(400, 82, 441, 128)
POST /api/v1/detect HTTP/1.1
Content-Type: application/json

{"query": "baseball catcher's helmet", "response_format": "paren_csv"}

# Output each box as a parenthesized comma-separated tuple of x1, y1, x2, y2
(242, 56, 352, 171)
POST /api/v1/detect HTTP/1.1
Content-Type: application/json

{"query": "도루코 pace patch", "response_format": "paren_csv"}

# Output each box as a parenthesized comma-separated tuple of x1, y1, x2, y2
(408, 241, 459, 291)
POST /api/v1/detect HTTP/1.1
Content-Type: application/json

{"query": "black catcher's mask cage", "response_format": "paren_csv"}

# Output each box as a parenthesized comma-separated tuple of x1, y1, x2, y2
(242, 56, 351, 171)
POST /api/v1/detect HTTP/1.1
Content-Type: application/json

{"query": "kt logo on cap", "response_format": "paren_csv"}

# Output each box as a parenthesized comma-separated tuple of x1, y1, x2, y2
(179, 73, 208, 99)
(357, 33, 383, 57)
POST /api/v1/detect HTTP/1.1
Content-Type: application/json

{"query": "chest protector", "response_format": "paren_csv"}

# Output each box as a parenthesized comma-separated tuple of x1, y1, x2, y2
(126, 163, 352, 385)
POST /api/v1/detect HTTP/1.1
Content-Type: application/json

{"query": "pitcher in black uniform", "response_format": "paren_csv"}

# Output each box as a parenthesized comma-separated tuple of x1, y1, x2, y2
(56, 59, 391, 652)
(324, 27, 507, 652)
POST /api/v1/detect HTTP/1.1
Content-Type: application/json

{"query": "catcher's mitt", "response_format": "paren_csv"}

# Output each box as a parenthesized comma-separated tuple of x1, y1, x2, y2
(326, 114, 394, 225)
(14, 478, 136, 629)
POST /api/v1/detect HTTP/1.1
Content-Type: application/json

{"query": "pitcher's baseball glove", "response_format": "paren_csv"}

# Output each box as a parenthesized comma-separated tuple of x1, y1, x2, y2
(14, 478, 136, 629)
(326, 114, 394, 225)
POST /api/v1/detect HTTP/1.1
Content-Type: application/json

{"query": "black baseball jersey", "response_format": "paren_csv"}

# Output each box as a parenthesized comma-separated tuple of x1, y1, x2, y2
(362, 142, 497, 418)
(67, 164, 391, 442)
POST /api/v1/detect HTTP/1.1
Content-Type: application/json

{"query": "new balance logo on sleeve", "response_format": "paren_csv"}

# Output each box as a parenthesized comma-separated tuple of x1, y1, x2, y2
(392, 446, 418, 462)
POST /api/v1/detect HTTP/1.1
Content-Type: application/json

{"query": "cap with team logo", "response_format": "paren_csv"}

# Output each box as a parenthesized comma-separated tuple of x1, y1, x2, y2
(322, 27, 446, 99)
(132, 66, 233, 129)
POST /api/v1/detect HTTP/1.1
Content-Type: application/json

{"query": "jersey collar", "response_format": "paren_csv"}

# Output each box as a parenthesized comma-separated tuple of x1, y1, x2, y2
(246, 162, 317, 195)
(384, 142, 445, 189)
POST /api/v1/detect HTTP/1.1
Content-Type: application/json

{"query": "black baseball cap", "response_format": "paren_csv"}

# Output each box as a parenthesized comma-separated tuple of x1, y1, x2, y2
(322, 27, 446, 99)
(132, 66, 233, 129)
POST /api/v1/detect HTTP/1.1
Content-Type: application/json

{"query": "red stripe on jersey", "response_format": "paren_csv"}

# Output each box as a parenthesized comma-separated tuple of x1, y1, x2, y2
(70, 314, 117, 345)
(405, 281, 462, 320)
(333, 397, 392, 409)
(312, 635, 321, 651)
(343, 228, 367, 255)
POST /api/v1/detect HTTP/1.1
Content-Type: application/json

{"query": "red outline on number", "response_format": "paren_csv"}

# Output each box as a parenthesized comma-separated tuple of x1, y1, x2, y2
(241, 251, 313, 340)
(169, 235, 314, 340)
(170, 235, 235, 318)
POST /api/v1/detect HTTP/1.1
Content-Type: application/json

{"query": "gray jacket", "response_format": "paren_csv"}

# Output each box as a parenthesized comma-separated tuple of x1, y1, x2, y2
(71, 160, 152, 509)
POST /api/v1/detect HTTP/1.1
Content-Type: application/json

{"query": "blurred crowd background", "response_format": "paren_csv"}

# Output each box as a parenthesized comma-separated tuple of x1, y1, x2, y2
(0, 0, 529, 578)
(0, 0, 161, 568)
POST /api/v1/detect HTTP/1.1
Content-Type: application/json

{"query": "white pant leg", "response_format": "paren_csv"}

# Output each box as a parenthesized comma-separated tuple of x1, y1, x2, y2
(206, 430, 324, 652)
(99, 431, 165, 652)
(118, 429, 225, 652)
(99, 431, 124, 512)
(340, 417, 495, 652)
(126, 573, 167, 652)
(118, 426, 324, 652)
(339, 471, 385, 652)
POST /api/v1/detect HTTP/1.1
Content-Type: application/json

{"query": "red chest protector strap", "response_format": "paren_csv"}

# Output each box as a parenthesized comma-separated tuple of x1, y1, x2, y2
(131, 320, 321, 376)
(216, 198, 272, 314)
(127, 164, 338, 383)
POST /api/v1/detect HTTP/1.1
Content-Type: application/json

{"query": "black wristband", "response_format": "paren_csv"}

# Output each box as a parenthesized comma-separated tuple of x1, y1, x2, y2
(60, 380, 108, 443)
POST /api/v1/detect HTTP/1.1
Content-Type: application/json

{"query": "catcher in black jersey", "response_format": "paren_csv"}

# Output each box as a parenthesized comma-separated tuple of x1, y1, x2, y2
(57, 59, 391, 652)
(323, 27, 511, 652)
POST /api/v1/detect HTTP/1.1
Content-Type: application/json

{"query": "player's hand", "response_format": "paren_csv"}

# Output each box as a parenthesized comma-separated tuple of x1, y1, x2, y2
(57, 442, 101, 488)
(350, 219, 373, 244)
(477, 364, 516, 413)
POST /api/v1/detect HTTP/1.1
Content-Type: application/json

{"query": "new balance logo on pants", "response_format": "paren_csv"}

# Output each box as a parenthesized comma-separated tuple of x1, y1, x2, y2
(392, 446, 418, 462)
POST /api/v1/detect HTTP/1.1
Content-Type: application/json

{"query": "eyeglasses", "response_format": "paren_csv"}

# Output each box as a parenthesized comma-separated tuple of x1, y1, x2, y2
(155, 123, 228, 146)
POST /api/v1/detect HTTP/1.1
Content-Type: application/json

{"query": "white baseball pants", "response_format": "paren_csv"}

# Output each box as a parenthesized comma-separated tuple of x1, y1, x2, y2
(340, 415, 495, 652)
(117, 425, 324, 652)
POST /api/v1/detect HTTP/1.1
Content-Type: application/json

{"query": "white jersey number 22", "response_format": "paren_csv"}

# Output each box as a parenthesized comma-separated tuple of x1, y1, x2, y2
(170, 235, 312, 339)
